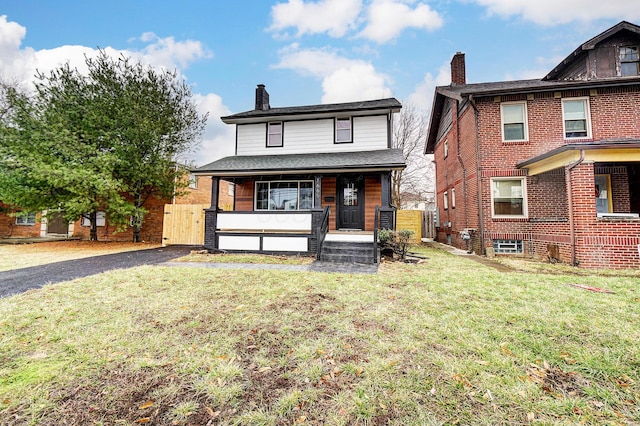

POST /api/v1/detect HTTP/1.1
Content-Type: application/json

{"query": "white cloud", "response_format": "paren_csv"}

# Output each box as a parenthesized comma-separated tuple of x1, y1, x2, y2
(186, 93, 236, 165)
(407, 61, 450, 114)
(469, 0, 640, 25)
(273, 44, 393, 103)
(269, 0, 362, 38)
(358, 0, 443, 43)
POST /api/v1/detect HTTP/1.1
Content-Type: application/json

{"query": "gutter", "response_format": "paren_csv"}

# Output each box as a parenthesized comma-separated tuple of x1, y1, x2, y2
(566, 150, 585, 266)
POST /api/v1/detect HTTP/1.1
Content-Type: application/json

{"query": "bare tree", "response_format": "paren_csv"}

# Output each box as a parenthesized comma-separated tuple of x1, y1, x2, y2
(392, 102, 434, 209)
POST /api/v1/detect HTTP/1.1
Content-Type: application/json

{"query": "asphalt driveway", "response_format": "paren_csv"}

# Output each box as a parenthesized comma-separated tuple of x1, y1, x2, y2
(0, 246, 194, 298)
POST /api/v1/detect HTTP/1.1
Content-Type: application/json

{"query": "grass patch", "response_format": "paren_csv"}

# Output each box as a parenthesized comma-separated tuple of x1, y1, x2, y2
(173, 252, 315, 265)
(0, 240, 159, 271)
(0, 245, 638, 424)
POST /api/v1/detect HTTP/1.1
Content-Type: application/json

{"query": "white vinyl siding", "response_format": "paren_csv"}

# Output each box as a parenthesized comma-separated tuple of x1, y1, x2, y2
(235, 115, 388, 156)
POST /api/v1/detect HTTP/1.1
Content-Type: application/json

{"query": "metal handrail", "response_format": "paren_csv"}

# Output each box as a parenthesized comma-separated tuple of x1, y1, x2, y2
(316, 206, 330, 260)
(373, 206, 380, 264)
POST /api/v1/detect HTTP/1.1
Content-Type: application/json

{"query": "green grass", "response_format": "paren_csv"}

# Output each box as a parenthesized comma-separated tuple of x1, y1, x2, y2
(173, 252, 315, 265)
(0, 245, 638, 425)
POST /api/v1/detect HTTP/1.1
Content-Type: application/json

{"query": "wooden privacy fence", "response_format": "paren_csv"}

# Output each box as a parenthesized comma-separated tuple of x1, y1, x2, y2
(162, 204, 206, 247)
(395, 210, 436, 242)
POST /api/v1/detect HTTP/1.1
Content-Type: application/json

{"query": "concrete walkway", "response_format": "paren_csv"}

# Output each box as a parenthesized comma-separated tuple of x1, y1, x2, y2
(426, 241, 516, 272)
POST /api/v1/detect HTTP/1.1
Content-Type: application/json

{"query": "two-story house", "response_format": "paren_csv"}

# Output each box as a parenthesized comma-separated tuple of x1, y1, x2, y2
(426, 21, 640, 268)
(194, 85, 405, 263)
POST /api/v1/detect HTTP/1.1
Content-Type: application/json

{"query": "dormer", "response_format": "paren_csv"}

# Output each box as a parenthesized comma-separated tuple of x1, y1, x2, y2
(544, 21, 640, 81)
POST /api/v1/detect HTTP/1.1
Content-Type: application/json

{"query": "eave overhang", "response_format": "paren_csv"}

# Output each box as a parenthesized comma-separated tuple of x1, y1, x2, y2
(516, 140, 640, 176)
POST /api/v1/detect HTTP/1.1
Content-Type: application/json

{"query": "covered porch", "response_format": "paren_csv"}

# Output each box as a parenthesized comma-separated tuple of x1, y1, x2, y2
(518, 140, 640, 268)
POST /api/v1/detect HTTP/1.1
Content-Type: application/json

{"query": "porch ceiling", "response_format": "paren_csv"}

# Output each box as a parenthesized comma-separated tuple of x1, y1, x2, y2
(517, 140, 640, 175)
(193, 149, 406, 177)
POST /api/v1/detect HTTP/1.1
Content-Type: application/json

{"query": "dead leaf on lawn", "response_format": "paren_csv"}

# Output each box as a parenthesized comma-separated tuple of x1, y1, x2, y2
(135, 417, 151, 424)
(138, 400, 154, 410)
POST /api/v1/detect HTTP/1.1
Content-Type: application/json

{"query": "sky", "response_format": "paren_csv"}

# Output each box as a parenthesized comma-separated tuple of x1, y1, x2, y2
(1, 0, 639, 166)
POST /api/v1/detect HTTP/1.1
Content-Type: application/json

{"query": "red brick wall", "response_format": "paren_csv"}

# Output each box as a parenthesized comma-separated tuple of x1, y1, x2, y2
(434, 86, 640, 268)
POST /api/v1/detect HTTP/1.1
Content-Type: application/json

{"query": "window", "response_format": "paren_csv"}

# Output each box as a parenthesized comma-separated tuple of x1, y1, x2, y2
(562, 98, 591, 139)
(267, 122, 283, 147)
(443, 191, 448, 210)
(15, 212, 37, 226)
(335, 117, 352, 143)
(451, 188, 456, 209)
(443, 140, 449, 158)
(188, 173, 198, 189)
(620, 46, 639, 76)
(491, 178, 527, 217)
(501, 102, 528, 141)
(228, 182, 235, 196)
(595, 174, 612, 214)
(255, 181, 314, 210)
(81, 211, 106, 227)
(493, 239, 523, 254)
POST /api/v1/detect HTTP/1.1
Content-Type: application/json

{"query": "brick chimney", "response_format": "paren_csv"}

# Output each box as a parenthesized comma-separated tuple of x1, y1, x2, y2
(255, 84, 270, 110)
(450, 52, 466, 85)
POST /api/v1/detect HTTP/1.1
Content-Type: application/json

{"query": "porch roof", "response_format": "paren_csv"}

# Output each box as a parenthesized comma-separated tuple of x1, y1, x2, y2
(516, 139, 640, 175)
(193, 148, 406, 177)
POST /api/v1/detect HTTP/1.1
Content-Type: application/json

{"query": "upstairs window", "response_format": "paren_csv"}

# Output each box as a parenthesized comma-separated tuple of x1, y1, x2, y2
(491, 178, 527, 218)
(501, 102, 528, 141)
(267, 122, 283, 147)
(562, 98, 591, 139)
(335, 117, 352, 143)
(620, 46, 640, 76)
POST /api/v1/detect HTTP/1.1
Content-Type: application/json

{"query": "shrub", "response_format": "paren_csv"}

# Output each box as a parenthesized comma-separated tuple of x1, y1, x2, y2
(378, 229, 414, 260)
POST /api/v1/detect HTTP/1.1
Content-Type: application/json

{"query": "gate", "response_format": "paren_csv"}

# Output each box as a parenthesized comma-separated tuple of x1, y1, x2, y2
(162, 204, 206, 247)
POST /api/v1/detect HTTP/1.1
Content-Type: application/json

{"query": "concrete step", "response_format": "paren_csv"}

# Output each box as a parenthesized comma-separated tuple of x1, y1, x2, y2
(319, 240, 377, 264)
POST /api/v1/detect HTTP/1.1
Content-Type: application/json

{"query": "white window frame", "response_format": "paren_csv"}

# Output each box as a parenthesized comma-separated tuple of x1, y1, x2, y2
(267, 122, 283, 147)
(490, 177, 528, 218)
(15, 212, 37, 226)
(254, 180, 314, 211)
(188, 173, 198, 189)
(335, 117, 352, 143)
(228, 182, 235, 196)
(443, 191, 448, 210)
(81, 211, 106, 227)
(443, 139, 449, 158)
(451, 188, 456, 209)
(620, 46, 640, 77)
(500, 101, 528, 142)
(562, 97, 591, 140)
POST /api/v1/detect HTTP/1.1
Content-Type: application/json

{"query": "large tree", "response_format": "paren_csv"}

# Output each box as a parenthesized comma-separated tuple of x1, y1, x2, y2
(0, 51, 207, 241)
(391, 102, 435, 209)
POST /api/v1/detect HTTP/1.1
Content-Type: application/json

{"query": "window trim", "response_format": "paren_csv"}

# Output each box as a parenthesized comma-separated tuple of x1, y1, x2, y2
(562, 97, 591, 140)
(15, 211, 37, 226)
(254, 180, 314, 211)
(490, 177, 528, 219)
(443, 191, 448, 210)
(500, 101, 528, 142)
(451, 188, 456, 209)
(188, 173, 198, 189)
(443, 139, 449, 158)
(620, 45, 640, 77)
(266, 121, 283, 148)
(335, 117, 352, 144)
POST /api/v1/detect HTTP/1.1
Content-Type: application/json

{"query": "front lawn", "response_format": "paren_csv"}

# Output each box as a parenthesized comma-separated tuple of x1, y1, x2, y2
(0, 245, 638, 425)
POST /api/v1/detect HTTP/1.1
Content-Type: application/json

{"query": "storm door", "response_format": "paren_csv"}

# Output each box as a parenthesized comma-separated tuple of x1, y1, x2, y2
(47, 211, 68, 234)
(337, 175, 365, 230)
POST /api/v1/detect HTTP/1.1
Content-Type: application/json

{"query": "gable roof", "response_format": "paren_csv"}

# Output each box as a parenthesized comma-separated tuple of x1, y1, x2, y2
(544, 21, 640, 81)
(221, 98, 402, 124)
(193, 149, 406, 177)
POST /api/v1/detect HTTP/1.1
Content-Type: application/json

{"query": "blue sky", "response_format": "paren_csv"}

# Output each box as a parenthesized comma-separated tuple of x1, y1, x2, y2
(1, 0, 639, 164)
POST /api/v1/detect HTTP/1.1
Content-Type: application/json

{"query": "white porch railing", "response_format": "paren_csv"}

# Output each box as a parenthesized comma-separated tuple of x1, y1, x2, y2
(217, 212, 312, 232)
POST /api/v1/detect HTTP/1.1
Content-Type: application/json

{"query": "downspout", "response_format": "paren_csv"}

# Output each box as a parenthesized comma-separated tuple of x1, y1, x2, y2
(455, 100, 468, 236)
(567, 150, 585, 266)
(469, 95, 484, 254)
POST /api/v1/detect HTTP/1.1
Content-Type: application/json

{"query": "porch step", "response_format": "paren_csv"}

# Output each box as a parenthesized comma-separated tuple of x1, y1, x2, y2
(319, 240, 377, 264)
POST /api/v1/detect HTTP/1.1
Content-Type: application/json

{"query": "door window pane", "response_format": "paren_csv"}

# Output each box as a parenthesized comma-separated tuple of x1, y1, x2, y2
(343, 183, 358, 206)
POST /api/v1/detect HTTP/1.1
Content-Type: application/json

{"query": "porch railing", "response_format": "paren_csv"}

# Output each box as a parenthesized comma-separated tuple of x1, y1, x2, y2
(316, 206, 330, 260)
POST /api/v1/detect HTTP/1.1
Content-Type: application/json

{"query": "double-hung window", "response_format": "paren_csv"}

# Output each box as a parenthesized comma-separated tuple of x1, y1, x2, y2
(562, 98, 591, 139)
(267, 122, 283, 147)
(255, 181, 314, 210)
(501, 102, 528, 141)
(620, 46, 640, 76)
(335, 117, 352, 143)
(15, 212, 37, 226)
(491, 178, 527, 218)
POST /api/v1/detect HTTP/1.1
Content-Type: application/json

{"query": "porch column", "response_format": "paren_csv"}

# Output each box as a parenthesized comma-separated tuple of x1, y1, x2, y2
(380, 172, 391, 207)
(314, 175, 322, 208)
(204, 176, 220, 251)
(379, 171, 396, 229)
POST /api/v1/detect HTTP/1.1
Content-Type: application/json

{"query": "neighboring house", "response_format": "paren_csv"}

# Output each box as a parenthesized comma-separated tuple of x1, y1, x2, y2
(0, 174, 213, 242)
(193, 84, 405, 263)
(425, 21, 640, 268)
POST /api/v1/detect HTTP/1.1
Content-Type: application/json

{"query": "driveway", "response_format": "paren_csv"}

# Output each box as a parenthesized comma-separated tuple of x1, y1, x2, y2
(0, 246, 194, 298)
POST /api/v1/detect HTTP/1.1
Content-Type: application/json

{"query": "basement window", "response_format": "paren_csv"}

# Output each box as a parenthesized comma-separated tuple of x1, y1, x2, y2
(493, 239, 523, 254)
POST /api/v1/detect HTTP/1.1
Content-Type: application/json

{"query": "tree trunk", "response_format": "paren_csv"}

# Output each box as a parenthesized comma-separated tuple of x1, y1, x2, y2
(89, 211, 98, 241)
(132, 193, 142, 243)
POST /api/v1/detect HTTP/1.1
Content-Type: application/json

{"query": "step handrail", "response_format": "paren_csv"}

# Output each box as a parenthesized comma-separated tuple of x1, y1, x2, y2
(316, 206, 330, 260)
(373, 206, 380, 264)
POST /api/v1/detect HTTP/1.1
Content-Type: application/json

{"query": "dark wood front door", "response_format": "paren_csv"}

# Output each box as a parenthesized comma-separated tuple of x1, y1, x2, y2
(338, 175, 365, 230)
(47, 211, 68, 234)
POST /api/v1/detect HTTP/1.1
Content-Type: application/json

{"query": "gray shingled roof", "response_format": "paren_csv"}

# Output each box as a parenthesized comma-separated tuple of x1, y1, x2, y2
(193, 149, 406, 176)
(221, 98, 402, 123)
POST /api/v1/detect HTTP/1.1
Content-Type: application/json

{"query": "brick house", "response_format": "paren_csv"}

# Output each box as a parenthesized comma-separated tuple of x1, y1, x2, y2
(425, 21, 640, 268)
(193, 84, 404, 263)
(0, 173, 217, 242)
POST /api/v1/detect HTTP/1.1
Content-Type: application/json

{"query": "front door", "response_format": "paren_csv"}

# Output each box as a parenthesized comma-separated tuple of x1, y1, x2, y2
(338, 175, 365, 230)
(47, 211, 68, 235)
